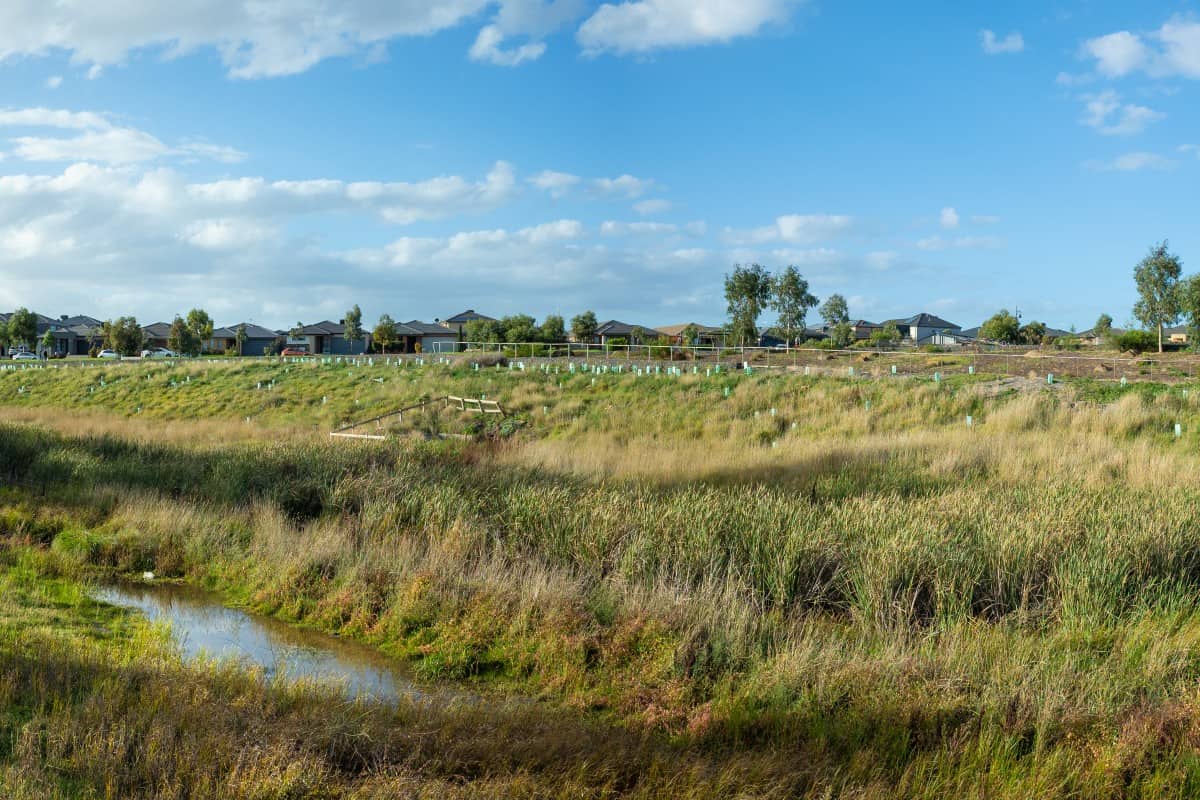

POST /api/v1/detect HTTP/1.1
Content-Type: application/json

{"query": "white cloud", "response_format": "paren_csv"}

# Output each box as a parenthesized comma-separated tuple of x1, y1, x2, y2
(0, 107, 246, 164)
(1180, 144, 1200, 157)
(916, 235, 1003, 251)
(1055, 71, 1093, 87)
(864, 251, 898, 271)
(724, 214, 853, 246)
(578, 0, 801, 56)
(1083, 31, 1148, 77)
(469, 24, 547, 66)
(939, 207, 959, 229)
(1080, 91, 1164, 136)
(1081, 19, 1200, 80)
(528, 169, 581, 197)
(45, 76, 63, 89)
(592, 174, 655, 197)
(633, 198, 671, 215)
(599, 220, 677, 236)
(1085, 152, 1176, 172)
(181, 218, 277, 250)
(980, 30, 1024, 55)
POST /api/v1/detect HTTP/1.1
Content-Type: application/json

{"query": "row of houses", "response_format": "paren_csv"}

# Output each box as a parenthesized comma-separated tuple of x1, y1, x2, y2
(6, 307, 1156, 356)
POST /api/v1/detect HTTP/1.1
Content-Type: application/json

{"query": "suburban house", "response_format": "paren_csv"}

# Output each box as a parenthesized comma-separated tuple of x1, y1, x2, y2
(592, 320, 665, 345)
(883, 313, 963, 344)
(1077, 327, 1124, 346)
(289, 320, 370, 355)
(141, 321, 173, 350)
(438, 310, 494, 336)
(43, 315, 104, 355)
(1164, 325, 1190, 346)
(390, 320, 459, 354)
(207, 323, 281, 356)
(657, 323, 727, 347)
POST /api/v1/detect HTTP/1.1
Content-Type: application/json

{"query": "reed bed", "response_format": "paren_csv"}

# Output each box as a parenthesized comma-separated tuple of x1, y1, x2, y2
(4, 364, 1200, 796)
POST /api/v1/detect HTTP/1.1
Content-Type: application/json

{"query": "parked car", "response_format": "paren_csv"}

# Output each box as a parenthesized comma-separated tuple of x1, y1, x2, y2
(280, 347, 312, 357)
(11, 351, 39, 361)
(141, 347, 178, 359)
(96, 349, 120, 359)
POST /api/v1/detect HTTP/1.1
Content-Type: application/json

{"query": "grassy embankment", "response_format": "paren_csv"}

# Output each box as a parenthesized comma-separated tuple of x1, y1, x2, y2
(4, 359, 1200, 796)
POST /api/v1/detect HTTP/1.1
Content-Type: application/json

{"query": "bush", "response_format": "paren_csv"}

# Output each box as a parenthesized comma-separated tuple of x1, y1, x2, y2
(1116, 329, 1157, 354)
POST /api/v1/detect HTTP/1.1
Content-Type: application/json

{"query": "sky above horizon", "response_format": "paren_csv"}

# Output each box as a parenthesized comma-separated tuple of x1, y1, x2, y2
(0, 1, 1198, 332)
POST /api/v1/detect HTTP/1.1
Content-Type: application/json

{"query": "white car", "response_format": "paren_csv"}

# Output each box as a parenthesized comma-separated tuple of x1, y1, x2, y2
(96, 349, 120, 359)
(141, 347, 178, 359)
(11, 351, 39, 361)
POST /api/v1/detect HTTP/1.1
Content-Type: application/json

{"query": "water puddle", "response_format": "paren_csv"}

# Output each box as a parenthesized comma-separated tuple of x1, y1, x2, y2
(93, 582, 425, 703)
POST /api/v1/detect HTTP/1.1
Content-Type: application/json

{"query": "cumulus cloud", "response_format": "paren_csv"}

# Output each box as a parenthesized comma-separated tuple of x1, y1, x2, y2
(1080, 91, 1164, 136)
(723, 214, 854, 246)
(0, 0, 801, 77)
(980, 30, 1024, 55)
(0, 107, 247, 165)
(578, 0, 801, 56)
(528, 169, 581, 197)
(591, 173, 655, 197)
(940, 207, 959, 229)
(45, 76, 63, 89)
(633, 198, 671, 215)
(469, 24, 547, 65)
(1082, 18, 1200, 79)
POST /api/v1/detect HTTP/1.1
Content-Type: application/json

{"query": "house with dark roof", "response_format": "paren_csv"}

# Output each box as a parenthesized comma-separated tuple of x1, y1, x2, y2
(438, 310, 494, 336)
(592, 320, 665, 345)
(392, 320, 459, 354)
(45, 315, 104, 355)
(882, 313, 962, 344)
(290, 320, 369, 355)
(207, 323, 281, 356)
(141, 321, 173, 350)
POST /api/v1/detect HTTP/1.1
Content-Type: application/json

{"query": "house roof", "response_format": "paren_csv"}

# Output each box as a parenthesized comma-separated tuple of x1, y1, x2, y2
(656, 323, 724, 337)
(299, 320, 343, 335)
(395, 320, 457, 336)
(212, 323, 278, 339)
(594, 320, 664, 337)
(441, 310, 494, 324)
(885, 313, 962, 330)
(142, 321, 172, 338)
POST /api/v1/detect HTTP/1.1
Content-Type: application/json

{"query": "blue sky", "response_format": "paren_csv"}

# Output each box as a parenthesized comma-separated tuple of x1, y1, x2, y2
(0, 1, 1197, 331)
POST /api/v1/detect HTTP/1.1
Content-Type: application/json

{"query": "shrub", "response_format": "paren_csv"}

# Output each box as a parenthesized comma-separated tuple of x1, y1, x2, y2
(1116, 329, 1157, 354)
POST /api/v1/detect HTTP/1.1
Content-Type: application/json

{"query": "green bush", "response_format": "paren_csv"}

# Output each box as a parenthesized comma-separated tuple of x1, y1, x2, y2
(1116, 329, 1157, 354)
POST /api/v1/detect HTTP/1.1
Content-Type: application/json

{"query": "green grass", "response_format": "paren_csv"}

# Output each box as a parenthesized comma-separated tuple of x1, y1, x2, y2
(7, 363, 1200, 796)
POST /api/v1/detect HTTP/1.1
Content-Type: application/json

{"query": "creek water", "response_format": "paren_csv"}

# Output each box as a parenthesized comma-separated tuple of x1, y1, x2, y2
(93, 582, 423, 703)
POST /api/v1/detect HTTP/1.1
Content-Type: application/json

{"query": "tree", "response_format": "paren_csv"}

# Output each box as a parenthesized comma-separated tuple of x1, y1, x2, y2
(1019, 320, 1047, 346)
(103, 317, 143, 356)
(630, 326, 646, 345)
(725, 263, 772, 346)
(235, 324, 248, 356)
(289, 322, 304, 338)
(167, 316, 200, 356)
(869, 322, 901, 349)
(570, 311, 598, 343)
(680, 323, 700, 347)
(343, 304, 364, 353)
(185, 308, 213, 354)
(7, 307, 37, 351)
(500, 314, 538, 344)
(1133, 241, 1183, 353)
(1177, 275, 1200, 349)
(979, 309, 1021, 344)
(771, 266, 818, 346)
(465, 318, 504, 344)
(819, 293, 849, 329)
(1093, 313, 1113, 338)
(0, 320, 8, 353)
(40, 329, 55, 357)
(372, 314, 397, 353)
(830, 321, 853, 348)
(540, 314, 566, 343)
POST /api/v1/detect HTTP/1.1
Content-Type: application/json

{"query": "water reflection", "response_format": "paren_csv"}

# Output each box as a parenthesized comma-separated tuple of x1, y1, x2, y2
(94, 582, 417, 703)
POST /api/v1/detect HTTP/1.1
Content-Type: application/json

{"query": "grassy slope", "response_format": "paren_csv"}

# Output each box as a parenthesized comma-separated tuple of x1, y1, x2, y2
(5, 361, 1200, 796)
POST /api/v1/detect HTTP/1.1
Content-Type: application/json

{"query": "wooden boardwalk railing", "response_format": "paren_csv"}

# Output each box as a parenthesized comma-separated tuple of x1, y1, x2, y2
(330, 395, 506, 440)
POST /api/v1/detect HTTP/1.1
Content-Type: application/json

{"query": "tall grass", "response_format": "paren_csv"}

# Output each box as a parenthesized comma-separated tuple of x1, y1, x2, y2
(6, 365, 1200, 795)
